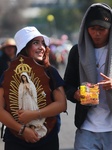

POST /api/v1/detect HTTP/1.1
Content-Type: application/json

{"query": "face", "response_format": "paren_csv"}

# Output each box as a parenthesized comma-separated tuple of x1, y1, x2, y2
(21, 75, 27, 82)
(4, 46, 16, 59)
(27, 36, 46, 62)
(88, 26, 110, 48)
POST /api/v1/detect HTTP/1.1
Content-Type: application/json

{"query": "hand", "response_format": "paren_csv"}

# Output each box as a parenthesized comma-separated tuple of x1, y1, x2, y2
(98, 73, 112, 90)
(74, 89, 80, 101)
(43, 47, 50, 66)
(24, 84, 30, 91)
(23, 127, 40, 143)
(18, 110, 35, 124)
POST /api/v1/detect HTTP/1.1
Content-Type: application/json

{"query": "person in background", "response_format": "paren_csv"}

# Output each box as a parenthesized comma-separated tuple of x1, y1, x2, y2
(0, 26, 67, 150)
(0, 38, 17, 77)
(0, 44, 3, 57)
(64, 3, 112, 150)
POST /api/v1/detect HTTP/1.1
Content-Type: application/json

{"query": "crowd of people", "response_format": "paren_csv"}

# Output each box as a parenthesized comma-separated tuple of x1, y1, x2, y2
(0, 2, 112, 150)
(49, 35, 72, 69)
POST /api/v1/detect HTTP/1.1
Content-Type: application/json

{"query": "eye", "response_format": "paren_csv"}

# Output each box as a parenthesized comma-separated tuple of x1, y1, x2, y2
(32, 40, 39, 45)
(99, 27, 105, 31)
(90, 27, 95, 30)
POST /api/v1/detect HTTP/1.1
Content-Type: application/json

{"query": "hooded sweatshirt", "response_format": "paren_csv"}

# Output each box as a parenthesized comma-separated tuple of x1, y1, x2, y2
(78, 3, 112, 132)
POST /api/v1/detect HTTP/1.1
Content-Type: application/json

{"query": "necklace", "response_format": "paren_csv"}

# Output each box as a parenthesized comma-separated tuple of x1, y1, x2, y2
(96, 48, 106, 68)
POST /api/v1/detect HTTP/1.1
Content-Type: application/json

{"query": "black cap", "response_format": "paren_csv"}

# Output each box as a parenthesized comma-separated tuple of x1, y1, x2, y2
(86, 6, 112, 28)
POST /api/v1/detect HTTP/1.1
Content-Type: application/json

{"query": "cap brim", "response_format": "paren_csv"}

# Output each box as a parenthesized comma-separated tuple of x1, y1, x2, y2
(87, 20, 111, 29)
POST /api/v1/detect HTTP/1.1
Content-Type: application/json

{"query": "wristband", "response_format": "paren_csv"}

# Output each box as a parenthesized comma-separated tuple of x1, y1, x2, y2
(18, 125, 26, 135)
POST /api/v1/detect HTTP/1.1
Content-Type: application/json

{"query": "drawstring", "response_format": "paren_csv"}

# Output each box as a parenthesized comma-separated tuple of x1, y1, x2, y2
(1, 124, 4, 138)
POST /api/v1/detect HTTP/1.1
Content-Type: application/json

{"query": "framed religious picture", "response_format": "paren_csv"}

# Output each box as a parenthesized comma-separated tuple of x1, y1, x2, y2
(2, 55, 56, 139)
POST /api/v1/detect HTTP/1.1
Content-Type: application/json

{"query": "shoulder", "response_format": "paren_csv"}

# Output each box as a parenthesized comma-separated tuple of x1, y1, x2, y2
(67, 44, 79, 65)
(48, 66, 63, 82)
(46, 66, 60, 77)
(49, 66, 59, 74)
(45, 66, 64, 90)
(69, 44, 78, 56)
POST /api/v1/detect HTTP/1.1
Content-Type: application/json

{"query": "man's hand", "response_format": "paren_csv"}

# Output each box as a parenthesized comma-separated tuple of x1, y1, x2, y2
(74, 89, 80, 101)
(98, 73, 112, 90)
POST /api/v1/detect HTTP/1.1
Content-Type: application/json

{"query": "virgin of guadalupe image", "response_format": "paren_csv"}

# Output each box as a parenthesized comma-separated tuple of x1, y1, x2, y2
(18, 72, 47, 138)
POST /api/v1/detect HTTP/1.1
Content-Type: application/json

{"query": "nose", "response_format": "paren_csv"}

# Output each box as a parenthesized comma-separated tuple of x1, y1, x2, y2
(38, 43, 44, 49)
(95, 30, 100, 36)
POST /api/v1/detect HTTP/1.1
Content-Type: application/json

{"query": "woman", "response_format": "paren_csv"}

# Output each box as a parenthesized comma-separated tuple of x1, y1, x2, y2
(0, 26, 67, 150)
(18, 72, 47, 139)
(18, 72, 38, 110)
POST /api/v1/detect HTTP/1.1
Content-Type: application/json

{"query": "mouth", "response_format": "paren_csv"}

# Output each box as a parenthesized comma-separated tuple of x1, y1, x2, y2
(94, 38, 101, 42)
(35, 51, 44, 58)
(35, 51, 43, 54)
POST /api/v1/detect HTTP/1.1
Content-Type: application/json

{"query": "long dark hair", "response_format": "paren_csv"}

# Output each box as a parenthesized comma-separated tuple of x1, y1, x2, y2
(21, 75, 29, 83)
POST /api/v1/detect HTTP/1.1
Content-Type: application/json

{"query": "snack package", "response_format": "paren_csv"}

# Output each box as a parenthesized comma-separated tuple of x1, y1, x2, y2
(80, 82, 99, 105)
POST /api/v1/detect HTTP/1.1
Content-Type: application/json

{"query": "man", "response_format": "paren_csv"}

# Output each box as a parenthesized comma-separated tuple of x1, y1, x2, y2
(64, 3, 112, 150)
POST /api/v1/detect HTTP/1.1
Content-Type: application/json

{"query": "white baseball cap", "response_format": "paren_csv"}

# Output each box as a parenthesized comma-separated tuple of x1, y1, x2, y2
(14, 26, 50, 54)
